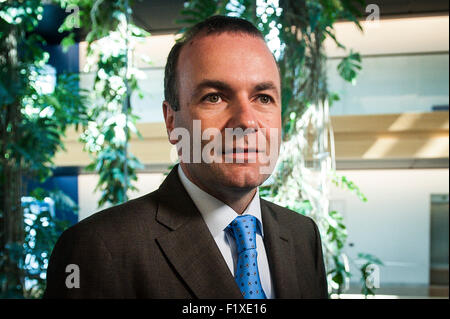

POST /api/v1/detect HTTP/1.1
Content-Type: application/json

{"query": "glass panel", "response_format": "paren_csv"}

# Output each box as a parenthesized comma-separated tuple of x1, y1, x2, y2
(328, 53, 449, 115)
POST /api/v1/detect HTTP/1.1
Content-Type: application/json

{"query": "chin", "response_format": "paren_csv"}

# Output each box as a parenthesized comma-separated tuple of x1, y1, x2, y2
(213, 163, 268, 189)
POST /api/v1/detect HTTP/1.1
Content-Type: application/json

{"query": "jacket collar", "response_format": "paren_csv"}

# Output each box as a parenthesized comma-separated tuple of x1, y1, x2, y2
(260, 199, 303, 298)
(155, 165, 243, 299)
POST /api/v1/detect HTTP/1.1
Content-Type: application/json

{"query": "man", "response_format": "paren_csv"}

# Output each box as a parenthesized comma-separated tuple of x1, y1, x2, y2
(44, 15, 328, 299)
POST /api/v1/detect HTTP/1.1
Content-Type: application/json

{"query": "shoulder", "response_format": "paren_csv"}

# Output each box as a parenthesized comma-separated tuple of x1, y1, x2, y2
(57, 191, 160, 249)
(77, 191, 158, 229)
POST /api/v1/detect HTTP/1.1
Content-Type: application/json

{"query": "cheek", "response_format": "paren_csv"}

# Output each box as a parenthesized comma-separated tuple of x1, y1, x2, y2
(259, 111, 281, 132)
(259, 106, 281, 123)
(174, 108, 193, 130)
(195, 112, 230, 134)
(259, 113, 281, 153)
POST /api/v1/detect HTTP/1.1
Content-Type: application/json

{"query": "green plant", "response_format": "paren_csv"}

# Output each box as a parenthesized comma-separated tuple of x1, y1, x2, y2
(22, 187, 76, 298)
(328, 253, 351, 295)
(331, 170, 368, 202)
(0, 0, 89, 297)
(58, 0, 148, 207)
(358, 252, 383, 297)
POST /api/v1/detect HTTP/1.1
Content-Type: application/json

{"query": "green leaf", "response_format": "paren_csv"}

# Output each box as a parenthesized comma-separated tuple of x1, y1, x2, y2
(337, 50, 362, 83)
(61, 33, 75, 53)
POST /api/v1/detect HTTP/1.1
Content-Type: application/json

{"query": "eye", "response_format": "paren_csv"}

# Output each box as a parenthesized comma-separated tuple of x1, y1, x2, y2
(203, 93, 222, 104)
(257, 95, 273, 104)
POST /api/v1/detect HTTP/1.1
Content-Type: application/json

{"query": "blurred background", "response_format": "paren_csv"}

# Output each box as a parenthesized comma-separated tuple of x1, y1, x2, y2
(0, 0, 448, 298)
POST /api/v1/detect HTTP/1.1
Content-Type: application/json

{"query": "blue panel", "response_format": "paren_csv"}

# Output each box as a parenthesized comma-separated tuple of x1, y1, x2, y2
(45, 43, 79, 74)
(26, 174, 79, 225)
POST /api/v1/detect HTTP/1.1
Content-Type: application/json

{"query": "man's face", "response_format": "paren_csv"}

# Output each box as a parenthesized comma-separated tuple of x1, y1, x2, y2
(164, 32, 281, 192)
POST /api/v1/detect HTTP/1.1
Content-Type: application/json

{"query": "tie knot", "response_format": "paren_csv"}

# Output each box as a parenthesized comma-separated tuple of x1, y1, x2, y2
(228, 215, 258, 253)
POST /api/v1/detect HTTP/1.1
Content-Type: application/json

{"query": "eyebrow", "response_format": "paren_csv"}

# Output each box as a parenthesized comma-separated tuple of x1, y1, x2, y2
(192, 80, 232, 98)
(254, 81, 278, 93)
(192, 80, 280, 99)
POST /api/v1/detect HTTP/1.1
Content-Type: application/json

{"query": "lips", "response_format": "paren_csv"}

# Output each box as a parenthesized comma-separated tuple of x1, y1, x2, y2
(223, 147, 261, 154)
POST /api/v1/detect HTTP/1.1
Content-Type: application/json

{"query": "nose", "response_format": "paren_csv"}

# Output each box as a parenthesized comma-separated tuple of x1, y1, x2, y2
(227, 95, 259, 132)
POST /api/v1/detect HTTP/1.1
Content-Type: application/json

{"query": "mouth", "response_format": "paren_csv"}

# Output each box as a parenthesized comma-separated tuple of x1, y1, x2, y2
(221, 148, 263, 162)
(223, 148, 261, 155)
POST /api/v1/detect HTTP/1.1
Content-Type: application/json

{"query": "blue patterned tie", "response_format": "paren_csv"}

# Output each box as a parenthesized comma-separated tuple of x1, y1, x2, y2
(227, 215, 266, 299)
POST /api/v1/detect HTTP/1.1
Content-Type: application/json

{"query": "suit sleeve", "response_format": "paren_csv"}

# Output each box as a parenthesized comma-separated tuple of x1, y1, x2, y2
(310, 218, 329, 298)
(43, 225, 120, 298)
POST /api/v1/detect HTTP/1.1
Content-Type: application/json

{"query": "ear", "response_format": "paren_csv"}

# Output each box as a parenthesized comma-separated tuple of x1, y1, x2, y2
(162, 101, 178, 145)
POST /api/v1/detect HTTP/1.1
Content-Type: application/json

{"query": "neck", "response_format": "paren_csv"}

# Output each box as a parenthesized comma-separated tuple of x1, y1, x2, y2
(210, 187, 257, 215)
(180, 165, 257, 214)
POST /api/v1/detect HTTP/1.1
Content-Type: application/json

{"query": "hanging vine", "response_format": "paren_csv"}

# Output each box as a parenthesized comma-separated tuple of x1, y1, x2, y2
(58, 0, 149, 207)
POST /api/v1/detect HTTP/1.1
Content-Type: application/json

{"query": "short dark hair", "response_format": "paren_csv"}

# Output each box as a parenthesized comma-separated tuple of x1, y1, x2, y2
(164, 15, 266, 111)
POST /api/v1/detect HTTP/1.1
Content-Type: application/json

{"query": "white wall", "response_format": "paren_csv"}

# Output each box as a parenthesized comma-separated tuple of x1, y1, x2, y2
(330, 168, 449, 285)
(324, 16, 449, 57)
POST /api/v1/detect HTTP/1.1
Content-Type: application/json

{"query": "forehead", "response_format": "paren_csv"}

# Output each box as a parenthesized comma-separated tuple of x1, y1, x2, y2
(177, 32, 280, 89)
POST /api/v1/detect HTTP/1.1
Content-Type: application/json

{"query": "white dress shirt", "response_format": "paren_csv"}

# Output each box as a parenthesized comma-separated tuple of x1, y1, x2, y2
(177, 165, 275, 298)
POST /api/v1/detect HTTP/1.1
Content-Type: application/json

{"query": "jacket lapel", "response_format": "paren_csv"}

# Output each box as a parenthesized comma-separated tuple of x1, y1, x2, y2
(155, 166, 243, 299)
(260, 199, 303, 298)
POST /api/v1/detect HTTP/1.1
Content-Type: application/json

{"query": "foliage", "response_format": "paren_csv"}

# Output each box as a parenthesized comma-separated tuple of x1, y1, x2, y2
(328, 253, 351, 295)
(331, 171, 367, 202)
(358, 252, 383, 297)
(56, 0, 148, 207)
(0, 0, 89, 297)
(270, 0, 364, 136)
(17, 71, 89, 181)
(1, 0, 149, 297)
(337, 50, 362, 85)
(177, 0, 228, 31)
(178, 0, 382, 297)
(22, 187, 76, 298)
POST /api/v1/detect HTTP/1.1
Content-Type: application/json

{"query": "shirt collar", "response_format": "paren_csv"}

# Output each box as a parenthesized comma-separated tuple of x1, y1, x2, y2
(177, 165, 264, 238)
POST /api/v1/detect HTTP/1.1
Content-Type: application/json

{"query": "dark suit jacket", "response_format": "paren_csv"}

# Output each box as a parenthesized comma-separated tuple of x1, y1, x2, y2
(44, 166, 328, 298)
